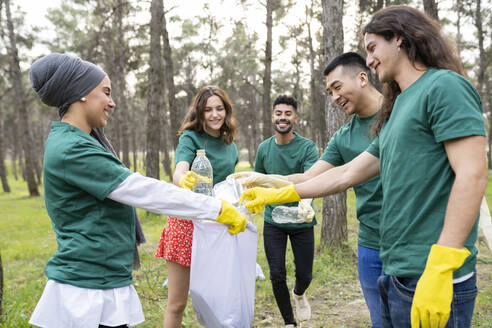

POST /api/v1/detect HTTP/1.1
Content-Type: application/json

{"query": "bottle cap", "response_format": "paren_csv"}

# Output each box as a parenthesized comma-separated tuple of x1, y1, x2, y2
(196, 149, 206, 155)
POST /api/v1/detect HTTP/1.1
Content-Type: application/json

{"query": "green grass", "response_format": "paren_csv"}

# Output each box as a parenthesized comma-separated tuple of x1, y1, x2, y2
(0, 164, 491, 327)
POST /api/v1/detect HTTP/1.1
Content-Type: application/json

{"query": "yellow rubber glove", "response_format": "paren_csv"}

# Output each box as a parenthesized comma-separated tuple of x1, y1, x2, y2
(411, 244, 471, 328)
(239, 184, 301, 214)
(178, 171, 212, 190)
(228, 171, 292, 189)
(216, 199, 248, 234)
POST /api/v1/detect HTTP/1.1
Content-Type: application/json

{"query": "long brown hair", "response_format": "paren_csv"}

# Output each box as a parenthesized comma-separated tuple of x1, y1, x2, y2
(178, 86, 237, 145)
(363, 5, 464, 135)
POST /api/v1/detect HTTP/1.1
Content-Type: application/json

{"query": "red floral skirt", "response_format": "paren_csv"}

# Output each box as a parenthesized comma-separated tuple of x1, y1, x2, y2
(155, 217, 194, 267)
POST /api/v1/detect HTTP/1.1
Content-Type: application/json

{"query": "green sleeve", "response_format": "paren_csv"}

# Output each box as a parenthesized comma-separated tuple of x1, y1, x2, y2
(303, 141, 319, 171)
(175, 132, 196, 165)
(320, 131, 344, 166)
(366, 136, 380, 158)
(254, 144, 266, 174)
(427, 72, 485, 142)
(63, 140, 132, 200)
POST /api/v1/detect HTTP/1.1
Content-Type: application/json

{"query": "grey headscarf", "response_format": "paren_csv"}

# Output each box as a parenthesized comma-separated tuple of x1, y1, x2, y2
(30, 53, 146, 269)
(29, 53, 106, 118)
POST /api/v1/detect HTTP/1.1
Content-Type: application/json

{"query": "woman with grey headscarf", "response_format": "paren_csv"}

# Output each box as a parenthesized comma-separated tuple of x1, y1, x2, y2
(28, 53, 247, 328)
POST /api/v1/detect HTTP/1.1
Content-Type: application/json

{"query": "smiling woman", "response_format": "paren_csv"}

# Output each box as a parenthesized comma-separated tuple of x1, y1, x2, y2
(26, 54, 246, 328)
(155, 85, 239, 327)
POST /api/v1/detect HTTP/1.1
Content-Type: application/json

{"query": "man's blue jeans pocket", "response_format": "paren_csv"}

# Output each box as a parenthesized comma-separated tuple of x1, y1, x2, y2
(378, 273, 477, 328)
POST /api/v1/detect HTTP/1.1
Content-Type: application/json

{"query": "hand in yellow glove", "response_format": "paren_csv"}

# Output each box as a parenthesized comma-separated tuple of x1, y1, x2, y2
(228, 171, 292, 189)
(410, 244, 470, 328)
(298, 198, 315, 222)
(239, 184, 301, 214)
(179, 171, 212, 190)
(216, 199, 248, 234)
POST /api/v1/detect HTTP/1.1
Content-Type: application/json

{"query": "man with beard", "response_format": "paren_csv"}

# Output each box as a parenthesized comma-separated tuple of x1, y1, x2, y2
(254, 95, 318, 327)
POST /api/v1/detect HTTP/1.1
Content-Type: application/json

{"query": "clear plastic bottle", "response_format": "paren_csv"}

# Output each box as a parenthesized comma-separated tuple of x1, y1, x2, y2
(190, 149, 213, 196)
(272, 206, 305, 224)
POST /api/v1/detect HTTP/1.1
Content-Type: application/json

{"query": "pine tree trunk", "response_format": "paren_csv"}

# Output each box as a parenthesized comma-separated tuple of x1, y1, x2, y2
(162, 1, 180, 149)
(114, 0, 131, 167)
(423, 0, 439, 21)
(262, 0, 273, 140)
(320, 0, 346, 250)
(5, 0, 39, 196)
(161, 114, 173, 179)
(0, 104, 10, 193)
(145, 0, 164, 179)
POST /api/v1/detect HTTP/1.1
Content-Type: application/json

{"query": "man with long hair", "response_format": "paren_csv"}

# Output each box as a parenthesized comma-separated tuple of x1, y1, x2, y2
(241, 6, 486, 328)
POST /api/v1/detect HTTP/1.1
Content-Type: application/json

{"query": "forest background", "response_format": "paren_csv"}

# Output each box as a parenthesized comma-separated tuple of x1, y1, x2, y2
(0, 0, 491, 326)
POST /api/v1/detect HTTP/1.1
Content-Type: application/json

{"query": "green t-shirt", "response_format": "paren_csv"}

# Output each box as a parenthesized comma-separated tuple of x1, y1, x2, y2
(175, 130, 238, 185)
(321, 113, 382, 250)
(254, 133, 319, 229)
(43, 122, 134, 289)
(366, 69, 485, 278)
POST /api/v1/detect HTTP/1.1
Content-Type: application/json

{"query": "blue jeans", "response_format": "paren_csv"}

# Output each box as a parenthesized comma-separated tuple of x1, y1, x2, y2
(378, 273, 477, 328)
(358, 244, 383, 328)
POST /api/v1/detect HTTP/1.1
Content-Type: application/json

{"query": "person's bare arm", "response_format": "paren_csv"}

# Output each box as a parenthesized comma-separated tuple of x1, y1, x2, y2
(172, 161, 190, 186)
(437, 135, 488, 248)
(295, 151, 380, 198)
(288, 160, 334, 184)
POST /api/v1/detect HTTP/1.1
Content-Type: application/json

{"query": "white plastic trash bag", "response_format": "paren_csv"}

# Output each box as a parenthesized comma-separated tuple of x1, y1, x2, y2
(190, 220, 257, 328)
(189, 178, 258, 328)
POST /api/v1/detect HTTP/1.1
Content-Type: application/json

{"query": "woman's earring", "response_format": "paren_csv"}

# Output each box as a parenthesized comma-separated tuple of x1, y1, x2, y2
(81, 97, 87, 102)
(397, 46, 400, 52)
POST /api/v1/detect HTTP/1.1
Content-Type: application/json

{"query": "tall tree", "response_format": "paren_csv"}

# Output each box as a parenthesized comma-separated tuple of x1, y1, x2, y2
(455, 0, 463, 58)
(162, 1, 180, 149)
(305, 1, 326, 150)
(0, 95, 10, 192)
(145, 0, 165, 179)
(321, 0, 346, 250)
(104, 0, 132, 167)
(262, 0, 274, 140)
(471, 0, 492, 168)
(114, 0, 131, 166)
(423, 0, 439, 20)
(4, 0, 39, 196)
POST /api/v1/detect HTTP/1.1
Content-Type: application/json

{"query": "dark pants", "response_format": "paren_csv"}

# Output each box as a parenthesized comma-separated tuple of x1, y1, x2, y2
(378, 273, 477, 328)
(263, 222, 314, 325)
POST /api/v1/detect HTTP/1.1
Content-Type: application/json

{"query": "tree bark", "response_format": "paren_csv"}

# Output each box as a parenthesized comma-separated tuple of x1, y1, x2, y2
(162, 1, 180, 149)
(472, 0, 490, 169)
(114, 0, 131, 167)
(0, 103, 10, 193)
(145, 0, 165, 179)
(455, 0, 463, 58)
(423, 0, 439, 21)
(321, 0, 346, 250)
(262, 0, 273, 140)
(247, 77, 260, 167)
(5, 0, 39, 196)
(306, 2, 326, 150)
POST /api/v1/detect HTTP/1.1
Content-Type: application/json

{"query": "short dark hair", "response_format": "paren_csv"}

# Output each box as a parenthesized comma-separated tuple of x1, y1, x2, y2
(323, 52, 371, 77)
(273, 95, 297, 112)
